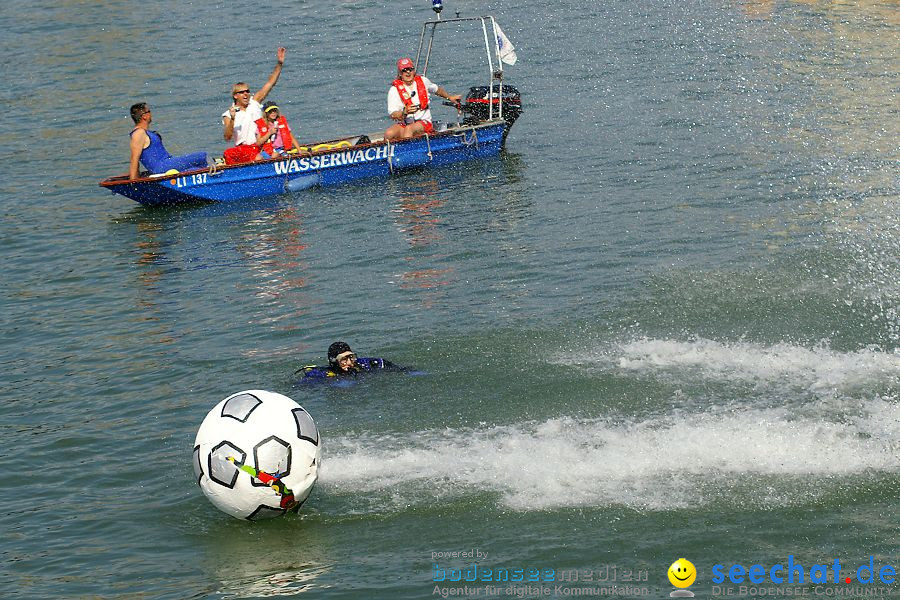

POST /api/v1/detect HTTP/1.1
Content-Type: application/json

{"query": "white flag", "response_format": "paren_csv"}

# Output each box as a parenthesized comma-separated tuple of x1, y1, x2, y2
(493, 22, 517, 65)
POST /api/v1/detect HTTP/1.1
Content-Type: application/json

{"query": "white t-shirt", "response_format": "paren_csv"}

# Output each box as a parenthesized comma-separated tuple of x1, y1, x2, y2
(387, 76, 439, 124)
(222, 98, 263, 146)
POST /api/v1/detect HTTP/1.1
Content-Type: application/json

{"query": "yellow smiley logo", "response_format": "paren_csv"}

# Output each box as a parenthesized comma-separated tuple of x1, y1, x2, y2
(668, 558, 696, 588)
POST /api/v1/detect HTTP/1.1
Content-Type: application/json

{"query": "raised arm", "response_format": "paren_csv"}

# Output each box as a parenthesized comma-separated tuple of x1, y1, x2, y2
(129, 129, 148, 180)
(254, 47, 286, 103)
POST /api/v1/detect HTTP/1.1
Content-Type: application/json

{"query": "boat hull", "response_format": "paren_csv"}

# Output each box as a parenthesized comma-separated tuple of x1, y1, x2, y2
(100, 121, 507, 206)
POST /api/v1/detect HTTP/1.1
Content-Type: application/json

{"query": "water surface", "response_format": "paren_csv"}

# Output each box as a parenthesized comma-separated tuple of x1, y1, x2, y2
(1, 0, 897, 598)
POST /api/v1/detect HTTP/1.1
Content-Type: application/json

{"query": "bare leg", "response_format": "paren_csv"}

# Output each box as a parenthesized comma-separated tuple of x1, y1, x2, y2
(384, 123, 405, 141)
(402, 122, 426, 139)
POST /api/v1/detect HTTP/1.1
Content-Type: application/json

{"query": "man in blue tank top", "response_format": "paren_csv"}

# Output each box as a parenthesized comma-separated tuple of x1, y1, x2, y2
(128, 103, 209, 179)
(296, 341, 405, 381)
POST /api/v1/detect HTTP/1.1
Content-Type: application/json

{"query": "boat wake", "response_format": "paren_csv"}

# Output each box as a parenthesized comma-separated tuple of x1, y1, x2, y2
(320, 397, 899, 512)
(558, 336, 900, 396)
(318, 337, 897, 512)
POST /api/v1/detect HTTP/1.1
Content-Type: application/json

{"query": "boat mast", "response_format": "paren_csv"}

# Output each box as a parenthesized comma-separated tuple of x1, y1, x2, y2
(416, 4, 507, 124)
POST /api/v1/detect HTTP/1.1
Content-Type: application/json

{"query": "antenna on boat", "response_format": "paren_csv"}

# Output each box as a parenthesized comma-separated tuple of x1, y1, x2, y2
(431, 0, 442, 19)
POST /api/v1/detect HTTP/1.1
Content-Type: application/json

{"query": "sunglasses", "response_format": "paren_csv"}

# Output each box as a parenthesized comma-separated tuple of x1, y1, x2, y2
(400, 67, 414, 73)
(235, 89, 251, 94)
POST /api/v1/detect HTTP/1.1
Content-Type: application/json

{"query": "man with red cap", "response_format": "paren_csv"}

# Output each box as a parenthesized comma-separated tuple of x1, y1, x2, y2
(384, 57, 461, 142)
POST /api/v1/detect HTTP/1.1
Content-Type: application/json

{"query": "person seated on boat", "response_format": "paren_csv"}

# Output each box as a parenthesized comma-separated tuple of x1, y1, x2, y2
(222, 47, 286, 165)
(254, 101, 301, 160)
(384, 57, 461, 142)
(296, 341, 405, 381)
(128, 103, 208, 179)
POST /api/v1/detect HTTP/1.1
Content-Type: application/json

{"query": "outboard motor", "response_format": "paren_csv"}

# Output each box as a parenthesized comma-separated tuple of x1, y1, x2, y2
(461, 83, 523, 146)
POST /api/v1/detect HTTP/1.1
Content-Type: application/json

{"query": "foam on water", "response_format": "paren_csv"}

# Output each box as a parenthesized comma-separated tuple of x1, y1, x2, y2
(562, 337, 900, 394)
(320, 397, 899, 511)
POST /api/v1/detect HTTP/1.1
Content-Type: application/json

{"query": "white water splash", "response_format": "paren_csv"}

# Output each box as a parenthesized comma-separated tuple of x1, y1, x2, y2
(563, 337, 900, 394)
(319, 398, 899, 511)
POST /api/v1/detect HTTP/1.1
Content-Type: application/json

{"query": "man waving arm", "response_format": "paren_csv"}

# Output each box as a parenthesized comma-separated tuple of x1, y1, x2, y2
(255, 47, 286, 104)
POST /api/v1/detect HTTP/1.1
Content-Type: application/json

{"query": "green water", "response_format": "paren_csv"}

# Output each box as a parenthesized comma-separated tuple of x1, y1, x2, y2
(1, 0, 897, 598)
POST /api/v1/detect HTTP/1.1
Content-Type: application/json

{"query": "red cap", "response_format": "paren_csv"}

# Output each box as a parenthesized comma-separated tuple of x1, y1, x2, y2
(397, 57, 415, 71)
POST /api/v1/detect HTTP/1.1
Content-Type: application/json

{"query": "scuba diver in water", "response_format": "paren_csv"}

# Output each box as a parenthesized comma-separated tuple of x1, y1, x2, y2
(296, 341, 405, 381)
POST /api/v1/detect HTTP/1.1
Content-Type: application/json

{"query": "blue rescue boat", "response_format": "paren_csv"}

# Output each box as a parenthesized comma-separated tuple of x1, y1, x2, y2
(100, 15, 522, 206)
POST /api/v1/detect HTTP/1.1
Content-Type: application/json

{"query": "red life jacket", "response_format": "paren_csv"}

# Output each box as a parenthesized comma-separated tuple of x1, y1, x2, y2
(392, 76, 429, 111)
(254, 116, 295, 155)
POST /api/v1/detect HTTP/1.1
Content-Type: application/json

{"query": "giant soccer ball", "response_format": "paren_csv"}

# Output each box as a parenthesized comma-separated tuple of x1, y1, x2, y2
(192, 390, 320, 520)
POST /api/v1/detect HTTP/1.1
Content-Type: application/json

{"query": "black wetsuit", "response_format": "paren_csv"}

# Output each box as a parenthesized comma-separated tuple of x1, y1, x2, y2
(297, 357, 403, 380)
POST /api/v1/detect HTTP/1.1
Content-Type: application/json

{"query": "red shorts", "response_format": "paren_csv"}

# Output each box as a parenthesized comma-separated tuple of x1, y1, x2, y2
(223, 144, 259, 165)
(399, 120, 434, 134)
